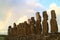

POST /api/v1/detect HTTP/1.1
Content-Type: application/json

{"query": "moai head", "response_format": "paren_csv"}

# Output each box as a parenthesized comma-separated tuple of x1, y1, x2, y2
(18, 23, 21, 27)
(16, 24, 19, 29)
(21, 23, 24, 28)
(17, 23, 22, 29)
(24, 21, 27, 25)
(51, 10, 56, 19)
(28, 19, 31, 24)
(24, 21, 28, 27)
(31, 17, 35, 24)
(8, 26, 12, 31)
(13, 23, 16, 28)
(19, 23, 22, 28)
(43, 11, 48, 20)
(36, 12, 41, 22)
(8, 26, 12, 35)
(8, 26, 11, 29)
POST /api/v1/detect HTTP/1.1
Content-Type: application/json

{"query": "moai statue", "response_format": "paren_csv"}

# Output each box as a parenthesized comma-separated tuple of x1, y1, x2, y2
(17, 23, 21, 36)
(13, 23, 17, 36)
(8, 26, 13, 40)
(36, 12, 42, 34)
(8, 26, 12, 36)
(20, 22, 26, 36)
(18, 23, 23, 36)
(27, 19, 32, 35)
(16, 24, 20, 36)
(50, 10, 58, 33)
(28, 19, 31, 24)
(31, 17, 35, 24)
(24, 21, 28, 36)
(30, 17, 36, 34)
(8, 26, 16, 40)
(42, 11, 49, 35)
(13, 23, 16, 28)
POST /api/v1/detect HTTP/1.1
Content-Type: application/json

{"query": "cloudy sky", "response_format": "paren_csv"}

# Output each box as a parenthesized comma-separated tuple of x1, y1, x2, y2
(0, 0, 60, 35)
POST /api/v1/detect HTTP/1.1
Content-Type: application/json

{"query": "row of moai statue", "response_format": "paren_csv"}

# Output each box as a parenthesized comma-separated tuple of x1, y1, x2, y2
(8, 10, 58, 40)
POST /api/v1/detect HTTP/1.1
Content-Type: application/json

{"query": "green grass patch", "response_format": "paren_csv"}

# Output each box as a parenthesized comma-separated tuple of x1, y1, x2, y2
(0, 37, 4, 40)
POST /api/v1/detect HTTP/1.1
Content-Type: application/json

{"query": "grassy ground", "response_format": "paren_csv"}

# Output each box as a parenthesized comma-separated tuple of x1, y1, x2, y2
(0, 37, 4, 40)
(0, 35, 7, 40)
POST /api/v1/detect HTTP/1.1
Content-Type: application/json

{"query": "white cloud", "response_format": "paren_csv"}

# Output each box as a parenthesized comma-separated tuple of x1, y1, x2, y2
(48, 3, 60, 15)
(10, 0, 44, 24)
(16, 16, 28, 24)
(47, 3, 60, 32)
(0, 0, 44, 34)
(0, 9, 12, 35)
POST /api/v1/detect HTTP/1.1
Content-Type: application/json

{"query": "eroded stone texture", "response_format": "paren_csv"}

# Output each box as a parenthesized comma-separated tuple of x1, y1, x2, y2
(50, 10, 58, 33)
(30, 17, 36, 34)
(20, 23, 26, 36)
(36, 12, 42, 34)
(13, 23, 17, 36)
(8, 26, 12, 36)
(7, 10, 59, 40)
(24, 21, 28, 35)
(17, 23, 22, 36)
(27, 19, 32, 35)
(42, 11, 49, 35)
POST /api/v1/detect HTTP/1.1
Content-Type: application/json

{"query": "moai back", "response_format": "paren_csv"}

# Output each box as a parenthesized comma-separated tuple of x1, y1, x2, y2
(42, 11, 49, 35)
(50, 10, 58, 33)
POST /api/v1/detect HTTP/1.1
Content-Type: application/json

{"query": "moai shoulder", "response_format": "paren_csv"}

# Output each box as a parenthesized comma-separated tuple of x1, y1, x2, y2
(28, 19, 31, 24)
(50, 10, 58, 33)
(13, 23, 16, 28)
(42, 11, 49, 35)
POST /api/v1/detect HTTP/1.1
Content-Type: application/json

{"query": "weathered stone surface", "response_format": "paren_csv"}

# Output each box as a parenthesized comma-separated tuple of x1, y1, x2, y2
(8, 26, 12, 36)
(50, 10, 58, 33)
(42, 11, 49, 35)
(7, 10, 59, 40)
(36, 12, 41, 21)
(36, 12, 42, 34)
(30, 17, 36, 34)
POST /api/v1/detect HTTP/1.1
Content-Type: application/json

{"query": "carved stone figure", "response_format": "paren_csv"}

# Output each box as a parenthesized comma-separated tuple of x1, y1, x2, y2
(50, 10, 58, 33)
(27, 19, 32, 35)
(30, 17, 36, 34)
(24, 21, 28, 36)
(13, 23, 17, 36)
(36, 12, 42, 34)
(8, 26, 12, 36)
(42, 11, 49, 35)
(7, 10, 59, 40)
